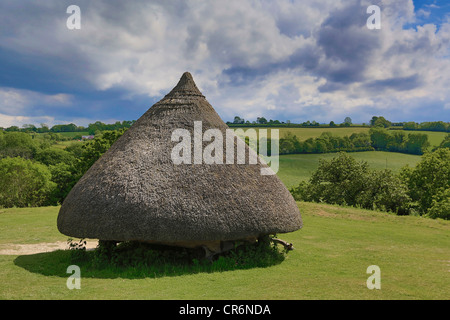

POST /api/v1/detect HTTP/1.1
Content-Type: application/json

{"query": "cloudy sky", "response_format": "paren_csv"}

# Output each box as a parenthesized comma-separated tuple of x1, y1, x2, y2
(0, 0, 449, 128)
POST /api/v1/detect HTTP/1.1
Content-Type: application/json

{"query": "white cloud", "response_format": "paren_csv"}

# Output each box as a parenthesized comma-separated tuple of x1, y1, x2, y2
(0, 113, 56, 128)
(0, 87, 73, 116)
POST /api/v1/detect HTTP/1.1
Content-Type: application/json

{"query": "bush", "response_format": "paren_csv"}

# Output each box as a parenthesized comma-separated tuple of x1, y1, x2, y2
(35, 148, 76, 167)
(405, 133, 429, 155)
(34, 148, 79, 204)
(0, 157, 56, 208)
(355, 169, 411, 215)
(434, 134, 450, 150)
(307, 152, 369, 206)
(48, 163, 79, 204)
(290, 152, 412, 215)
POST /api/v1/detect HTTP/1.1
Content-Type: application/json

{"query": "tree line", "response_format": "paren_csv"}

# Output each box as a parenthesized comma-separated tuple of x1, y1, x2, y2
(229, 115, 449, 132)
(2, 116, 446, 134)
(0, 129, 127, 208)
(228, 116, 355, 127)
(402, 121, 449, 132)
(2, 120, 135, 135)
(277, 127, 432, 155)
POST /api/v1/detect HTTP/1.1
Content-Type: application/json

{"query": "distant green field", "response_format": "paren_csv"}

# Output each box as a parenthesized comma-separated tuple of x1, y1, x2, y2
(277, 151, 422, 188)
(233, 126, 370, 141)
(58, 131, 89, 138)
(1, 203, 448, 300)
(233, 127, 446, 147)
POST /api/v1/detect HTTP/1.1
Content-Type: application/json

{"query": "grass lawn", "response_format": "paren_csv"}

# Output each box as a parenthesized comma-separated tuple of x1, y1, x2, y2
(277, 151, 421, 188)
(0, 203, 448, 300)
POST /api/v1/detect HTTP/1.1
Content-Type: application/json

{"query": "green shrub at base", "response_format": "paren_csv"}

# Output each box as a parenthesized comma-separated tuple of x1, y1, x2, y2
(68, 236, 287, 278)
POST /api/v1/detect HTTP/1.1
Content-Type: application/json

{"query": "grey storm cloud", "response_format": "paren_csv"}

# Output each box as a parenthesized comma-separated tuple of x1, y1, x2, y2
(314, 1, 381, 86)
(364, 74, 422, 92)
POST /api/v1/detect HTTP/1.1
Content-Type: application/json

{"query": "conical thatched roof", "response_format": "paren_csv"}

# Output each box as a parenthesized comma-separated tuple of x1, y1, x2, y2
(57, 72, 302, 245)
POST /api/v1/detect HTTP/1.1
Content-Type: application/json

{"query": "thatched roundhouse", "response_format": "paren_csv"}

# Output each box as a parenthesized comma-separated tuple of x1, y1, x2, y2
(57, 72, 302, 252)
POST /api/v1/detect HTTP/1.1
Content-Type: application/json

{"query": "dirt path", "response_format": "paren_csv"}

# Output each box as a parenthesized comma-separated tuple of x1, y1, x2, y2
(0, 240, 98, 255)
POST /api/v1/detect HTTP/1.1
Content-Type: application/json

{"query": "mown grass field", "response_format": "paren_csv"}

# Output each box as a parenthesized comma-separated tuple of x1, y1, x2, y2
(277, 151, 422, 188)
(0, 203, 448, 300)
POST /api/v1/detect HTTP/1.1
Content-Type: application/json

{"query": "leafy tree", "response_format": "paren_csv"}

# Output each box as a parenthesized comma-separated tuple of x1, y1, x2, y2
(373, 116, 391, 128)
(233, 116, 245, 124)
(403, 121, 418, 130)
(369, 127, 391, 150)
(0, 157, 56, 208)
(78, 129, 127, 175)
(314, 139, 328, 153)
(256, 117, 268, 124)
(35, 148, 76, 167)
(350, 132, 372, 149)
(87, 120, 135, 135)
(344, 117, 352, 125)
(5, 126, 20, 132)
(290, 152, 412, 215)
(434, 134, 450, 150)
(369, 116, 379, 126)
(22, 124, 37, 133)
(356, 169, 411, 215)
(33, 148, 78, 204)
(302, 138, 314, 153)
(279, 139, 295, 154)
(401, 148, 450, 216)
(65, 142, 85, 159)
(386, 131, 407, 152)
(37, 123, 50, 133)
(0, 131, 41, 159)
(302, 120, 311, 127)
(279, 132, 300, 154)
(307, 152, 369, 206)
(418, 121, 448, 132)
(51, 123, 78, 133)
(426, 188, 450, 220)
(49, 163, 78, 205)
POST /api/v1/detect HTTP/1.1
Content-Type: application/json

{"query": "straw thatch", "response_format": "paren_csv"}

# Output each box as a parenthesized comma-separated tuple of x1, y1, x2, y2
(57, 72, 302, 248)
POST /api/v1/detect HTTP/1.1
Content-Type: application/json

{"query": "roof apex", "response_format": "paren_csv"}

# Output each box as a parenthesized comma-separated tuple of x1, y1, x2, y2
(165, 71, 204, 98)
